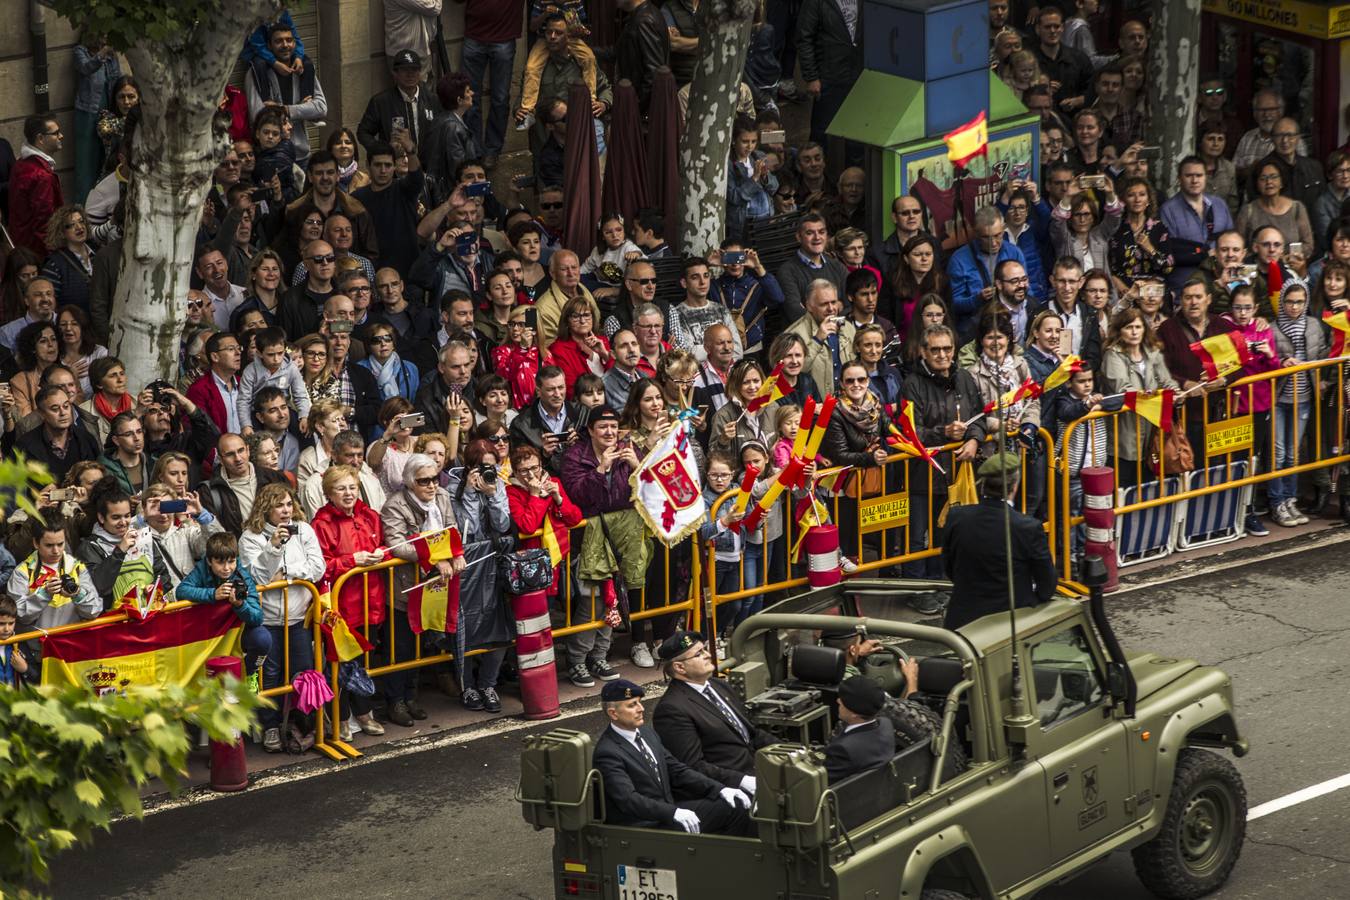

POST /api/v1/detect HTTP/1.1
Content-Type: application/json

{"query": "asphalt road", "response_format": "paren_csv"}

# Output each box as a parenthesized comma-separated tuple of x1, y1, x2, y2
(51, 540, 1350, 899)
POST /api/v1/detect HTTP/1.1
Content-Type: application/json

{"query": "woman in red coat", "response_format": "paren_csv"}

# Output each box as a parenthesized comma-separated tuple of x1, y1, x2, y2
(546, 296, 611, 396)
(506, 443, 583, 595)
(311, 463, 388, 740)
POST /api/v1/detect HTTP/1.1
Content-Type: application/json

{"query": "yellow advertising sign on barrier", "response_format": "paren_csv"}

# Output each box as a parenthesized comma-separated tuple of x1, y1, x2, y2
(859, 493, 910, 533)
(1206, 415, 1255, 456)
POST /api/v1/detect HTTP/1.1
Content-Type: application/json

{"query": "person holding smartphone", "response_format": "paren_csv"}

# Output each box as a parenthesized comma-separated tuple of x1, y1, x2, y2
(138, 483, 222, 588)
(367, 397, 421, 496)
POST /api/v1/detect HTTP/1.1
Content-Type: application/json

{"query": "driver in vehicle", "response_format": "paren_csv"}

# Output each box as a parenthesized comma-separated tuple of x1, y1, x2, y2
(821, 626, 920, 695)
(592, 679, 757, 836)
(652, 631, 774, 794)
(824, 676, 895, 783)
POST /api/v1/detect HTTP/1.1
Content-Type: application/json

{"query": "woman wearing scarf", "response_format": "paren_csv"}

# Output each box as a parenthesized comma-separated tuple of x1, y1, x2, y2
(1269, 280, 1328, 527)
(854, 324, 904, 409)
(965, 313, 1041, 451)
(358, 321, 420, 404)
(822, 360, 893, 562)
(78, 355, 137, 446)
(382, 453, 466, 726)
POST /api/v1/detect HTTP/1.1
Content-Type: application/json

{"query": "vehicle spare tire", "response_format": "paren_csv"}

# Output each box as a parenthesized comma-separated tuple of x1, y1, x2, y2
(883, 697, 968, 777)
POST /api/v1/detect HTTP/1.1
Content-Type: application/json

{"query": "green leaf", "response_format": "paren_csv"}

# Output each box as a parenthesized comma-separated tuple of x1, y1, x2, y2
(52, 721, 105, 749)
(46, 829, 78, 852)
(73, 781, 104, 808)
(143, 711, 166, 730)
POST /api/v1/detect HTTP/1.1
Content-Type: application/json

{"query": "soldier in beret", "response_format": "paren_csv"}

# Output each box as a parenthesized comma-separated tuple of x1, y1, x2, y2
(823, 675, 895, 783)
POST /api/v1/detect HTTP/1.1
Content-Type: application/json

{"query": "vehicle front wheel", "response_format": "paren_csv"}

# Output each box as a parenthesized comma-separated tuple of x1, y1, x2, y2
(920, 890, 970, 900)
(1132, 748, 1247, 899)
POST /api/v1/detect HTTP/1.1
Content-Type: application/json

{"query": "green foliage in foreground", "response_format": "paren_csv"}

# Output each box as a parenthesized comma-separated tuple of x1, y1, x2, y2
(0, 679, 266, 898)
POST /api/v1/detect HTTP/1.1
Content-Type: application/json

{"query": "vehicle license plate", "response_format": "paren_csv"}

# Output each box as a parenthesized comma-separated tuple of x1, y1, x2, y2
(615, 864, 678, 900)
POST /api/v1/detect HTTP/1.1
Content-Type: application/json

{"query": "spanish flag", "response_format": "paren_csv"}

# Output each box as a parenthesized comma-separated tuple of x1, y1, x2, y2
(1190, 331, 1254, 381)
(982, 376, 1043, 415)
(886, 400, 944, 474)
(1124, 389, 1175, 433)
(412, 526, 464, 572)
(739, 457, 805, 534)
(406, 576, 460, 635)
(746, 362, 790, 413)
(1267, 260, 1283, 317)
(944, 111, 988, 168)
(320, 608, 374, 663)
(1041, 354, 1084, 393)
(725, 464, 759, 532)
(1324, 309, 1350, 357)
(789, 496, 831, 563)
(817, 467, 853, 495)
(41, 601, 242, 692)
(540, 516, 566, 568)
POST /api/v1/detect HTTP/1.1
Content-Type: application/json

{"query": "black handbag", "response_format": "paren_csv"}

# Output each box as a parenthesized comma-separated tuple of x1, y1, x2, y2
(499, 548, 554, 594)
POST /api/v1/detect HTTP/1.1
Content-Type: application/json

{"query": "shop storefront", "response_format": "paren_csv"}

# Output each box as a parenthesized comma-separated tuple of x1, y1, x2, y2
(1201, 0, 1350, 157)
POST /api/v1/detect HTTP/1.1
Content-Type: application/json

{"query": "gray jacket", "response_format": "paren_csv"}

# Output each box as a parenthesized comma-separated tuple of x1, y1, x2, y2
(382, 487, 460, 611)
(1100, 346, 1179, 461)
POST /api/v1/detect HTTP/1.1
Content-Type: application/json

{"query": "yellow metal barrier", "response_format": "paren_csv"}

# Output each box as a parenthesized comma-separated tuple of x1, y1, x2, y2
(1054, 356, 1350, 577)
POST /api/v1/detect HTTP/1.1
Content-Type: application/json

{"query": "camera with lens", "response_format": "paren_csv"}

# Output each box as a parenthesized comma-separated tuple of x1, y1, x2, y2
(227, 572, 248, 598)
(476, 463, 498, 484)
(59, 573, 80, 596)
(146, 379, 174, 407)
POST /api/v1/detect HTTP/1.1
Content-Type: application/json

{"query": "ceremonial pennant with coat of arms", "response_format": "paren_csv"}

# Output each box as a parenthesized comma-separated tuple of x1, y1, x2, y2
(630, 419, 708, 546)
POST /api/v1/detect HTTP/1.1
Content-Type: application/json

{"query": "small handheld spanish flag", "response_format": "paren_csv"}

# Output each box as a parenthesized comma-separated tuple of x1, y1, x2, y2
(1041, 354, 1084, 393)
(1124, 389, 1175, 433)
(746, 362, 790, 413)
(1190, 332, 1254, 381)
(1324, 309, 1350, 357)
(944, 110, 988, 168)
(1267, 260, 1283, 317)
(982, 377, 1043, 415)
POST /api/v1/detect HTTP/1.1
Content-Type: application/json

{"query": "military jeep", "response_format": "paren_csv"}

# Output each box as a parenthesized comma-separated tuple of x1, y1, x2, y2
(518, 570, 1248, 899)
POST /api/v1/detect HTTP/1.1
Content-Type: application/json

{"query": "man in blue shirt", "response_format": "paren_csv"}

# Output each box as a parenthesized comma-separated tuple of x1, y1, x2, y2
(947, 207, 1027, 344)
(1159, 156, 1235, 294)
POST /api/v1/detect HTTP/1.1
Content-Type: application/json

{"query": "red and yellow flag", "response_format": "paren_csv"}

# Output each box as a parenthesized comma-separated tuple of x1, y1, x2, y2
(982, 377, 1043, 414)
(944, 111, 988, 168)
(1041, 354, 1084, 393)
(539, 516, 566, 568)
(40, 601, 242, 692)
(789, 496, 831, 563)
(411, 527, 464, 572)
(1190, 331, 1255, 381)
(320, 608, 374, 663)
(739, 457, 805, 534)
(1125, 389, 1175, 433)
(406, 576, 460, 635)
(725, 464, 759, 532)
(746, 362, 790, 413)
(1324, 310, 1350, 357)
(1267, 260, 1283, 317)
(886, 400, 944, 474)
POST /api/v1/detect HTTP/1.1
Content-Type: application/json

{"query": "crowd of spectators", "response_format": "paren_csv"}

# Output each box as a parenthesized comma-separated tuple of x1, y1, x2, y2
(1, 2, 1348, 735)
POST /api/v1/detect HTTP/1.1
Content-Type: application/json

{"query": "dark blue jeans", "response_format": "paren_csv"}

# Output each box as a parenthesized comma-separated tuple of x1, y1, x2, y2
(260, 623, 313, 729)
(240, 623, 273, 675)
(461, 37, 516, 157)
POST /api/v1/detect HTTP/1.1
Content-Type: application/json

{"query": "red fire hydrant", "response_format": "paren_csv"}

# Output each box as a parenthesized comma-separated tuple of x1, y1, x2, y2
(204, 656, 249, 792)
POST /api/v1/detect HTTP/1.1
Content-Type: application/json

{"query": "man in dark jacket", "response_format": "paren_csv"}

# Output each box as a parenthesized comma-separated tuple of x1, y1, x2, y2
(414, 340, 477, 436)
(1029, 257, 1103, 373)
(200, 433, 290, 536)
(652, 632, 773, 791)
(356, 49, 442, 157)
(899, 323, 986, 609)
(939, 452, 1058, 631)
(824, 676, 895, 783)
(797, 0, 863, 155)
(616, 0, 671, 112)
(14, 386, 101, 484)
(509, 366, 580, 477)
(594, 678, 755, 834)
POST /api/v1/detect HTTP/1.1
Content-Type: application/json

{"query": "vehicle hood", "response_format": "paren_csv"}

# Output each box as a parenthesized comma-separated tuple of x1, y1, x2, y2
(1127, 651, 1201, 698)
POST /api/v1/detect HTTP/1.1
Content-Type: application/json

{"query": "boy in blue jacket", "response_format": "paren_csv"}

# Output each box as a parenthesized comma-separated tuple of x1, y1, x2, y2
(176, 532, 272, 682)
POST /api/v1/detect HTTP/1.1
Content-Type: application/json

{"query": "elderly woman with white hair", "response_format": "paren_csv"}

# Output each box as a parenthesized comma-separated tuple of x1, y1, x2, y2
(381, 452, 466, 727)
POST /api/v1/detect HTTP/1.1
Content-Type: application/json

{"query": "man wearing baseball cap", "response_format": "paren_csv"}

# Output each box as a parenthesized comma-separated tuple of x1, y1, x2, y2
(358, 49, 443, 155)
(593, 679, 756, 835)
(823, 675, 895, 783)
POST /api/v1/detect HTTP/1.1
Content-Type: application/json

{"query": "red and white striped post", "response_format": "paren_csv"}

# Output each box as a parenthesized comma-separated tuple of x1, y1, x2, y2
(1080, 467, 1119, 592)
(805, 524, 843, 589)
(511, 590, 560, 719)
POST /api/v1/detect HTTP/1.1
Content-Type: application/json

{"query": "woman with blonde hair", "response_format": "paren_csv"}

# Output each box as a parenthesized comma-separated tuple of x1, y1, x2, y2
(239, 482, 327, 751)
(1100, 306, 1178, 487)
(230, 248, 287, 331)
(39, 205, 94, 315)
(297, 397, 347, 487)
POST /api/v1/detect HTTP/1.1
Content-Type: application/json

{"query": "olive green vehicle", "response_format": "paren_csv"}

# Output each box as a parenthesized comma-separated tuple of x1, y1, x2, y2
(518, 566, 1249, 900)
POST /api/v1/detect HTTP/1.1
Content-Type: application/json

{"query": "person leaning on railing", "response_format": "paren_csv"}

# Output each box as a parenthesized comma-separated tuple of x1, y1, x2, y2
(239, 482, 327, 752)
(1099, 306, 1179, 489)
(381, 453, 465, 725)
(506, 443, 582, 599)
(1268, 280, 1329, 527)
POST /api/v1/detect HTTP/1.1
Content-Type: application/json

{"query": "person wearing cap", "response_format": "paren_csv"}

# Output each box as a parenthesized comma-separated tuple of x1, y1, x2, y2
(938, 451, 1058, 631)
(594, 678, 756, 835)
(652, 632, 772, 793)
(820, 627, 919, 693)
(824, 675, 895, 783)
(357, 49, 444, 157)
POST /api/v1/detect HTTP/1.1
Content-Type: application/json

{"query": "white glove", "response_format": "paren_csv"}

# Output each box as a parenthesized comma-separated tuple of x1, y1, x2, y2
(739, 775, 757, 795)
(673, 807, 701, 833)
(719, 787, 752, 809)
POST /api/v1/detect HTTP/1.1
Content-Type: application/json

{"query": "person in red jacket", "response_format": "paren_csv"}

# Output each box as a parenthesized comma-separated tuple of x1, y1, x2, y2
(311, 463, 388, 740)
(506, 443, 583, 597)
(547, 295, 612, 396)
(10, 115, 66, 256)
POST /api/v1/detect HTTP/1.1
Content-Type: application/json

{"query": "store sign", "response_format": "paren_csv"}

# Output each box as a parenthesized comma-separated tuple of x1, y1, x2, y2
(1205, 415, 1255, 456)
(1203, 0, 1350, 40)
(859, 493, 910, 533)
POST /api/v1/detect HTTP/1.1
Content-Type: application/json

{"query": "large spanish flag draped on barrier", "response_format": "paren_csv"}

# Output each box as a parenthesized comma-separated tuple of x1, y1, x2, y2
(407, 576, 460, 635)
(41, 602, 242, 693)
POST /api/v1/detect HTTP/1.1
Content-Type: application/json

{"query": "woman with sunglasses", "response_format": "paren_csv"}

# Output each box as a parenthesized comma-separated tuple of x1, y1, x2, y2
(381, 452, 466, 726)
(822, 358, 894, 562)
(357, 321, 420, 403)
(368, 396, 420, 497)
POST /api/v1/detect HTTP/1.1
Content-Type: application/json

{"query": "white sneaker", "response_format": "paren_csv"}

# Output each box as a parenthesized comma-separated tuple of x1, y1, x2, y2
(631, 642, 656, 668)
(1273, 500, 1299, 527)
(839, 555, 860, 575)
(1287, 500, 1310, 525)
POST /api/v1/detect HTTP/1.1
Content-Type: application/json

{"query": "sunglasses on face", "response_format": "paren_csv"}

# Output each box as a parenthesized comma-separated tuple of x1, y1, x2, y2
(413, 476, 438, 487)
(628, 277, 658, 286)
(309, 254, 336, 264)
(369, 334, 394, 344)
(539, 202, 564, 210)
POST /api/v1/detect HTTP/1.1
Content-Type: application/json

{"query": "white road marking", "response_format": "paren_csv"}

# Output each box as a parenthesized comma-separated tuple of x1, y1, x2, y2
(139, 684, 666, 817)
(1248, 772, 1350, 821)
